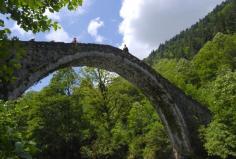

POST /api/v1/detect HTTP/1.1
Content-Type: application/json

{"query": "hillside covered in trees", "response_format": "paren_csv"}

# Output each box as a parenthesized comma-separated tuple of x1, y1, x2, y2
(146, 0, 236, 63)
(144, 0, 236, 158)
(151, 31, 236, 159)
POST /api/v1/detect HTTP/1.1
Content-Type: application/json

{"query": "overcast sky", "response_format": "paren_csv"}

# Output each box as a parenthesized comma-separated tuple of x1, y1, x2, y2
(0, 0, 225, 90)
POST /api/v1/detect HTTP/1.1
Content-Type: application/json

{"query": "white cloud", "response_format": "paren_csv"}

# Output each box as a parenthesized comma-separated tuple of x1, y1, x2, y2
(10, 22, 33, 39)
(69, 0, 92, 16)
(43, 0, 92, 24)
(119, 0, 225, 59)
(55, 0, 92, 23)
(45, 27, 71, 42)
(44, 9, 60, 21)
(88, 17, 104, 43)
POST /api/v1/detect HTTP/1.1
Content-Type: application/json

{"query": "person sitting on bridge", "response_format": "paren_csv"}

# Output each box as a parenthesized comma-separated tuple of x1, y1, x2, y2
(29, 38, 35, 42)
(123, 44, 129, 53)
(72, 37, 78, 48)
(72, 37, 77, 43)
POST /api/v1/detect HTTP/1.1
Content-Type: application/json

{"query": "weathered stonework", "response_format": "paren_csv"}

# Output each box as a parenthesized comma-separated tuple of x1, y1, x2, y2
(0, 41, 212, 158)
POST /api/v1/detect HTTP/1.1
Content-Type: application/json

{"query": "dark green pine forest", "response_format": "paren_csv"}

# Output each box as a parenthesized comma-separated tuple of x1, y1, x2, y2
(0, 0, 236, 158)
(146, 0, 236, 62)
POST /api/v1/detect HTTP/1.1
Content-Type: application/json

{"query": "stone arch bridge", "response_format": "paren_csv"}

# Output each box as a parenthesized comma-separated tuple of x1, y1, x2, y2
(0, 41, 211, 159)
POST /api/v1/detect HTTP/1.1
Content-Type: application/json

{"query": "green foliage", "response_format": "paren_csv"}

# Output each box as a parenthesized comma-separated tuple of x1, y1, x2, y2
(0, 100, 37, 159)
(28, 95, 90, 159)
(0, 67, 171, 158)
(46, 67, 79, 96)
(200, 71, 236, 158)
(193, 33, 236, 83)
(153, 33, 236, 158)
(153, 58, 199, 98)
(0, 0, 83, 34)
(0, 39, 25, 87)
(127, 101, 172, 159)
(201, 120, 236, 158)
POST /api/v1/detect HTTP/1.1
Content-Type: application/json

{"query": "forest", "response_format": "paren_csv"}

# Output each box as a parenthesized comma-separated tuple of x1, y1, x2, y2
(145, 0, 236, 158)
(152, 33, 236, 158)
(146, 0, 236, 63)
(0, 0, 236, 158)
(0, 67, 172, 159)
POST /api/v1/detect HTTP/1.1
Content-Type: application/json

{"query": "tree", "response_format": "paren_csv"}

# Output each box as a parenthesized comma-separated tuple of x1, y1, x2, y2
(47, 67, 78, 96)
(1, 65, 175, 158)
(192, 33, 236, 83)
(127, 100, 172, 159)
(77, 67, 120, 158)
(0, 0, 83, 37)
(0, 38, 25, 98)
(152, 33, 236, 158)
(28, 95, 89, 159)
(0, 100, 37, 159)
(23, 68, 94, 159)
(201, 71, 236, 158)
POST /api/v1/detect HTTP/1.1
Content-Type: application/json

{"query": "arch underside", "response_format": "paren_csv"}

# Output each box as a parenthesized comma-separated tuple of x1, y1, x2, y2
(3, 42, 211, 158)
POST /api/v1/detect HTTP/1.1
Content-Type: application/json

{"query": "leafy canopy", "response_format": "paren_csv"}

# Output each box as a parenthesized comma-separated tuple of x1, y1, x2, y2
(0, 0, 83, 37)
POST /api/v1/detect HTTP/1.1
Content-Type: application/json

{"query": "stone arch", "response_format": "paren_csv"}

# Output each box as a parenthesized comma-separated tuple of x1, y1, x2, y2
(2, 41, 211, 158)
